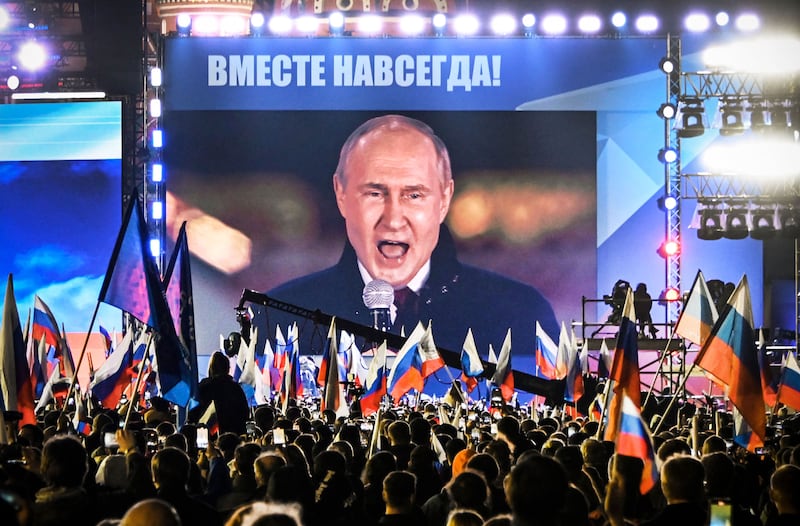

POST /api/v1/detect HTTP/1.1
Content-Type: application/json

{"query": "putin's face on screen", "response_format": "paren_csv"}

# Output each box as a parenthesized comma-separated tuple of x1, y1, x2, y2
(333, 121, 454, 289)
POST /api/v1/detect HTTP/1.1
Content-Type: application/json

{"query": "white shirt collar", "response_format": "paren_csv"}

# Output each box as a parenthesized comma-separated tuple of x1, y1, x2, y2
(357, 260, 430, 295)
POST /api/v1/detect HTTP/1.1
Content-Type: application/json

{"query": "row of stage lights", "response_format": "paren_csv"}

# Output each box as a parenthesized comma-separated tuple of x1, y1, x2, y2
(173, 9, 765, 38)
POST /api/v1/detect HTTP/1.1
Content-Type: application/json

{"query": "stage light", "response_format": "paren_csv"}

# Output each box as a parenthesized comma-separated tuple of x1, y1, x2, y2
(658, 239, 680, 258)
(151, 163, 163, 183)
(149, 98, 162, 119)
(661, 287, 681, 303)
(296, 15, 320, 35)
(522, 13, 536, 36)
(0, 7, 9, 30)
(152, 201, 164, 220)
(6, 75, 20, 91)
(150, 239, 161, 258)
(750, 206, 777, 240)
(724, 207, 749, 239)
(177, 14, 192, 36)
(716, 12, 730, 27)
(659, 57, 678, 74)
(659, 194, 679, 211)
(718, 99, 745, 136)
(677, 99, 706, 138)
(658, 147, 678, 164)
(698, 203, 723, 240)
(18, 41, 47, 71)
(490, 14, 517, 36)
(150, 67, 162, 87)
(152, 129, 163, 149)
(432, 13, 447, 36)
(541, 14, 567, 35)
(684, 13, 711, 33)
(399, 14, 426, 36)
(611, 11, 627, 29)
(269, 14, 292, 35)
(577, 14, 602, 34)
(220, 15, 246, 36)
(453, 14, 479, 36)
(329, 11, 345, 36)
(635, 15, 659, 34)
(735, 13, 760, 32)
(250, 12, 265, 31)
(657, 103, 677, 119)
(358, 14, 383, 35)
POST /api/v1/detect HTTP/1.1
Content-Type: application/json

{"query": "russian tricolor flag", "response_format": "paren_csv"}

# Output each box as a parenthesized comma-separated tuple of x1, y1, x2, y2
(605, 287, 640, 441)
(534, 321, 561, 380)
(90, 329, 135, 410)
(777, 352, 800, 412)
(419, 322, 444, 378)
(387, 322, 426, 402)
(460, 328, 484, 393)
(696, 275, 766, 451)
(616, 393, 658, 494)
(32, 295, 61, 350)
(491, 329, 514, 402)
(360, 341, 387, 416)
(674, 270, 719, 347)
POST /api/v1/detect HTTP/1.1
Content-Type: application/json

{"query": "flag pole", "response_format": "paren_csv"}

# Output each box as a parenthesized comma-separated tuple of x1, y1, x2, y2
(769, 356, 788, 425)
(594, 376, 614, 439)
(642, 334, 678, 407)
(59, 300, 101, 421)
(125, 332, 155, 429)
(652, 361, 699, 434)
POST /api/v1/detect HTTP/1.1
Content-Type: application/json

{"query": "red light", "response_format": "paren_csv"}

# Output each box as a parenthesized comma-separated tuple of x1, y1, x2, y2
(658, 239, 680, 258)
(664, 287, 681, 301)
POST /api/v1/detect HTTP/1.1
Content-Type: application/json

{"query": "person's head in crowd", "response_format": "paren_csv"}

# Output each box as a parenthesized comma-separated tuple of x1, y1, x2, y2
(554, 445, 584, 480)
(582, 421, 599, 438)
(266, 464, 311, 505)
(541, 438, 565, 457)
(465, 453, 500, 486)
(312, 449, 346, 483)
(163, 433, 188, 452)
(701, 435, 727, 456)
(496, 416, 521, 443)
(446, 509, 483, 526)
(504, 455, 568, 525)
(332, 114, 454, 289)
(701, 451, 736, 499)
(410, 417, 432, 445)
(254, 406, 276, 433)
(362, 450, 397, 486)
(217, 432, 242, 460)
(292, 417, 312, 434)
(445, 437, 467, 465)
(789, 445, 800, 467)
(127, 450, 157, 496)
(483, 440, 512, 475)
(328, 440, 354, 469)
(769, 464, 800, 516)
(448, 469, 490, 510)
(525, 429, 548, 451)
(382, 470, 417, 514)
(234, 443, 262, 480)
(151, 447, 191, 491)
(282, 444, 311, 477)
(538, 417, 560, 433)
(657, 437, 692, 464)
(119, 498, 181, 526)
(409, 445, 437, 472)
(41, 434, 88, 489)
(208, 351, 231, 378)
(435, 423, 458, 440)
(661, 455, 705, 504)
(320, 408, 336, 426)
(388, 421, 412, 446)
(482, 514, 512, 526)
(96, 453, 129, 490)
(18, 423, 45, 449)
(337, 423, 363, 454)
(293, 433, 316, 464)
(224, 501, 304, 526)
(580, 439, 608, 469)
(255, 452, 287, 488)
(156, 421, 176, 439)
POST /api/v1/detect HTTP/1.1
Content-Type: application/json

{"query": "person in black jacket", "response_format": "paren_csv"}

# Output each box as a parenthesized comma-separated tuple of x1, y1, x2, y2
(189, 352, 249, 436)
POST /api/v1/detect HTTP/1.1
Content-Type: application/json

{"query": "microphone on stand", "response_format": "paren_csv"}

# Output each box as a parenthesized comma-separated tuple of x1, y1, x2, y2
(362, 279, 394, 332)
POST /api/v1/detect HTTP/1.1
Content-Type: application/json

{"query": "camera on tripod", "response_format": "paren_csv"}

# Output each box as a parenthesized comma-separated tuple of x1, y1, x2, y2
(602, 279, 631, 325)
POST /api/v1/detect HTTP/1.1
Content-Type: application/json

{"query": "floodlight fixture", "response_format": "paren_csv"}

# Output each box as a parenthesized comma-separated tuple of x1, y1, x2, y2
(522, 13, 536, 37)
(490, 14, 517, 36)
(177, 14, 192, 36)
(657, 102, 677, 119)
(296, 15, 320, 35)
(577, 14, 602, 34)
(399, 14, 426, 36)
(269, 14, 292, 35)
(150, 67, 162, 87)
(18, 41, 47, 71)
(635, 14, 659, 33)
(250, 12, 266, 35)
(432, 13, 447, 36)
(685, 13, 711, 33)
(611, 11, 627, 29)
(719, 99, 745, 136)
(659, 57, 678, 74)
(541, 14, 567, 35)
(357, 14, 383, 35)
(658, 147, 678, 164)
(0, 6, 9, 30)
(659, 195, 679, 211)
(453, 14, 479, 36)
(698, 207, 723, 240)
(152, 201, 164, 220)
(750, 206, 777, 240)
(724, 207, 749, 239)
(715, 11, 730, 27)
(152, 129, 163, 149)
(735, 13, 760, 32)
(658, 239, 680, 258)
(150, 239, 161, 258)
(329, 11, 345, 36)
(6, 75, 20, 90)
(780, 206, 799, 238)
(677, 98, 706, 138)
(149, 98, 162, 119)
(151, 163, 163, 183)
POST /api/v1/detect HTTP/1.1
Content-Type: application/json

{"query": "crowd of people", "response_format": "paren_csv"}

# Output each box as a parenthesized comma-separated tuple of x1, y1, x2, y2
(1, 351, 800, 526)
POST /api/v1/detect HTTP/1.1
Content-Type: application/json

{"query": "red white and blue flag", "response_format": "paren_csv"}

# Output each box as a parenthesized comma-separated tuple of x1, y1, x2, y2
(273, 325, 289, 393)
(90, 329, 135, 410)
(387, 322, 426, 402)
(534, 321, 561, 380)
(491, 329, 514, 402)
(757, 329, 779, 407)
(460, 328, 484, 393)
(616, 393, 658, 494)
(419, 321, 445, 378)
(98, 325, 113, 358)
(696, 275, 766, 451)
(32, 295, 74, 378)
(564, 331, 585, 405)
(604, 288, 641, 441)
(360, 341, 387, 416)
(320, 320, 347, 416)
(776, 352, 800, 411)
(674, 270, 719, 347)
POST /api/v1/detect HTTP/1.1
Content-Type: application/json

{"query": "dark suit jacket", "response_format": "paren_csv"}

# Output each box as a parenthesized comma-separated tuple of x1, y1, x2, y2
(255, 226, 558, 392)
